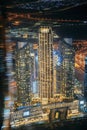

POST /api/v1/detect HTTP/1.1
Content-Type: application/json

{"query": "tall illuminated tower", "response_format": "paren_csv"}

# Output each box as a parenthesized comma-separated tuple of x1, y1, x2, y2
(38, 26, 54, 104)
(15, 42, 32, 106)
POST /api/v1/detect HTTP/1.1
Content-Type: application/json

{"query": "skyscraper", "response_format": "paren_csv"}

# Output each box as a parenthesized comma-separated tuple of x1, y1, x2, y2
(38, 26, 54, 104)
(15, 42, 32, 106)
(58, 39, 75, 99)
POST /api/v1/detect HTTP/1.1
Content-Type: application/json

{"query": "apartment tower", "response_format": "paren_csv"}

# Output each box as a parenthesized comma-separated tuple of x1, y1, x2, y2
(15, 42, 32, 106)
(38, 26, 54, 104)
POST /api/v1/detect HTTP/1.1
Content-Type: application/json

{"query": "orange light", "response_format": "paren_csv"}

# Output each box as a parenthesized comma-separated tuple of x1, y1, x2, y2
(13, 21, 21, 25)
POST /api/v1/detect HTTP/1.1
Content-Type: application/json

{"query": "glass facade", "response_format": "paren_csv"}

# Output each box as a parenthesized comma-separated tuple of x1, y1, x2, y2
(57, 40, 75, 99)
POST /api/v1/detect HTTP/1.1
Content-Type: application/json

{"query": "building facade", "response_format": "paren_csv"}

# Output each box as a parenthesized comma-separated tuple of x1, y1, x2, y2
(57, 39, 75, 99)
(38, 26, 54, 104)
(15, 42, 32, 106)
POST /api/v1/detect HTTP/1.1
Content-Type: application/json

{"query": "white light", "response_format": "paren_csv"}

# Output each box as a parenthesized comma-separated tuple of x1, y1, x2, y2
(83, 21, 87, 23)
(30, 53, 34, 56)
(23, 111, 29, 116)
(80, 100, 84, 105)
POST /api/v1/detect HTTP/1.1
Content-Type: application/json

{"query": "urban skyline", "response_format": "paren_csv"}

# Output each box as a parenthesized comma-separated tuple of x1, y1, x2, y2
(1, 25, 87, 130)
(2, 26, 86, 129)
(0, 1, 87, 130)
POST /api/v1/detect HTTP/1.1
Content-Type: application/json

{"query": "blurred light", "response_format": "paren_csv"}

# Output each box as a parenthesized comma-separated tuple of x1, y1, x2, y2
(80, 100, 84, 105)
(12, 21, 21, 25)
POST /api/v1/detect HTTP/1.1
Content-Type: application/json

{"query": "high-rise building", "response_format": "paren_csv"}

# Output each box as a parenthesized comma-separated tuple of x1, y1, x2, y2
(53, 48, 63, 95)
(84, 56, 87, 101)
(15, 42, 32, 106)
(58, 39, 75, 99)
(38, 26, 54, 104)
